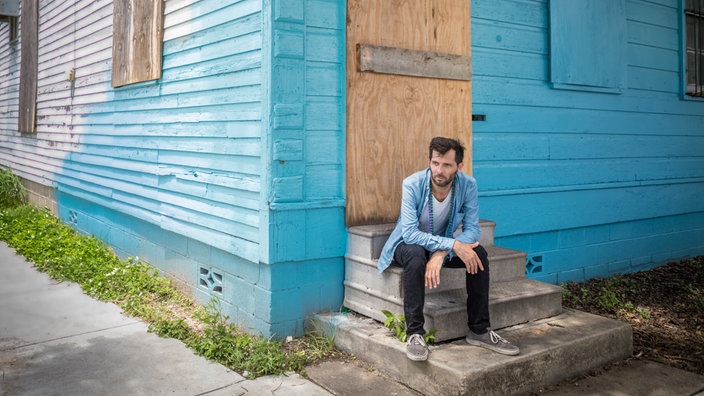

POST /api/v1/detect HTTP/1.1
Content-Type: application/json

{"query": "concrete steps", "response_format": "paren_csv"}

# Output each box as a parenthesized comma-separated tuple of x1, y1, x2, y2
(330, 220, 633, 395)
(311, 309, 633, 396)
(344, 278, 562, 342)
(343, 221, 563, 341)
(346, 220, 496, 261)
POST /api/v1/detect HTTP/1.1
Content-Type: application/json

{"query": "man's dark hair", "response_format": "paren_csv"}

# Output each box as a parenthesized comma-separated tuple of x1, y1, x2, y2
(429, 136, 465, 165)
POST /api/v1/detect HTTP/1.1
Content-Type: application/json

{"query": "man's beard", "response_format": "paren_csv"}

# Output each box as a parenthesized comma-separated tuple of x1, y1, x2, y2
(432, 171, 456, 188)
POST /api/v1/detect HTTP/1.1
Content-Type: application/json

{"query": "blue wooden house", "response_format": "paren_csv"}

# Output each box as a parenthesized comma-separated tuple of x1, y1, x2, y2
(0, 0, 701, 340)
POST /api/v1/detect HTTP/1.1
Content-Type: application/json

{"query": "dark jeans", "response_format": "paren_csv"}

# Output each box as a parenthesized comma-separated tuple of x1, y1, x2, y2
(392, 242, 491, 336)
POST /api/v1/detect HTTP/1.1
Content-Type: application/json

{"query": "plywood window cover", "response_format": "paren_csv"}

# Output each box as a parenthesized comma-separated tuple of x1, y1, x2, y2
(358, 44, 472, 81)
(111, 0, 164, 87)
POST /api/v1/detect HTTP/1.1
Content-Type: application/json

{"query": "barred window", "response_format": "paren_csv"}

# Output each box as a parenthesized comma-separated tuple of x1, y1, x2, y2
(686, 0, 704, 97)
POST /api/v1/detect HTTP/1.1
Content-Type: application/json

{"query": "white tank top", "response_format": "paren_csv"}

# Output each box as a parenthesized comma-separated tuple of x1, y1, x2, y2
(418, 194, 452, 236)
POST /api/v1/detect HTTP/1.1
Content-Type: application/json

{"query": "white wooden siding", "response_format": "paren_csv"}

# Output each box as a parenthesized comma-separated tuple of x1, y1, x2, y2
(0, 0, 265, 262)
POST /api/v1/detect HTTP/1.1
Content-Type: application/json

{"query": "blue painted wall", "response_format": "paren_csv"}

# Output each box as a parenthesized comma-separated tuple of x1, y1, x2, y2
(471, 0, 704, 283)
(262, 0, 347, 336)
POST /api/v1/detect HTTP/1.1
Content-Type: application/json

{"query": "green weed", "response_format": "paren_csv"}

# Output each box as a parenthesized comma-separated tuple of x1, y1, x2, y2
(562, 275, 648, 319)
(382, 309, 437, 344)
(0, 168, 28, 210)
(685, 283, 704, 313)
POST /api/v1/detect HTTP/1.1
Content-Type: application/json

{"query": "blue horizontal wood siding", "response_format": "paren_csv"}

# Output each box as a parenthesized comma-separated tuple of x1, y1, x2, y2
(261, 0, 347, 336)
(0, 0, 347, 338)
(472, 0, 704, 283)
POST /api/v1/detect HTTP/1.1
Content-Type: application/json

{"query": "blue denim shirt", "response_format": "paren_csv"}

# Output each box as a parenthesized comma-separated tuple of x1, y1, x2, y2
(377, 168, 481, 272)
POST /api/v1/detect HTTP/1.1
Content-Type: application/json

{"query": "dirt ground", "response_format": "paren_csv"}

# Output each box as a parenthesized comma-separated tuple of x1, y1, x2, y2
(561, 256, 704, 376)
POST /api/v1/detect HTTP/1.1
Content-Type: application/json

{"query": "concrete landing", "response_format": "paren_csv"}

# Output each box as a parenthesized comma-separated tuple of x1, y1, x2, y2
(311, 309, 634, 396)
(307, 356, 704, 396)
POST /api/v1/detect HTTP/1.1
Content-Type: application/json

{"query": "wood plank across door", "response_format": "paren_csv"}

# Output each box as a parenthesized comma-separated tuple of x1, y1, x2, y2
(346, 0, 472, 226)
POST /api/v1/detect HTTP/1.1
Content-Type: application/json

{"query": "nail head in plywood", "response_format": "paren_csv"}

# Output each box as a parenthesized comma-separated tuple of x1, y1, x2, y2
(358, 44, 472, 81)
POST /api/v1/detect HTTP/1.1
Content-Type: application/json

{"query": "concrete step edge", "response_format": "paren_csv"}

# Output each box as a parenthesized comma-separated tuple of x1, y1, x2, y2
(344, 280, 403, 305)
(343, 278, 562, 310)
(347, 220, 498, 260)
(346, 244, 526, 264)
(347, 223, 397, 237)
(344, 252, 535, 300)
(484, 245, 526, 259)
(348, 220, 496, 238)
(346, 247, 527, 273)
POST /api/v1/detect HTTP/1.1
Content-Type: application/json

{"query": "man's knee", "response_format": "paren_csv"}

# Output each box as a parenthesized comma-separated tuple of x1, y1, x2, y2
(473, 244, 490, 268)
(394, 243, 427, 271)
(474, 244, 488, 260)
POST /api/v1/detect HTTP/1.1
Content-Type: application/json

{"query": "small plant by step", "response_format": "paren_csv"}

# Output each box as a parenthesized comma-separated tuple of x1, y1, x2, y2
(382, 309, 437, 344)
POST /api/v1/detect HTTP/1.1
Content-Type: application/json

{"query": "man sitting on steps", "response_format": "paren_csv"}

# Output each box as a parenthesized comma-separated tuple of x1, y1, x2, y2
(378, 136, 520, 361)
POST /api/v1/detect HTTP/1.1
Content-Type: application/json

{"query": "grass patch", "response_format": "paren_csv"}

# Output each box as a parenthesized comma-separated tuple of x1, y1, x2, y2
(0, 168, 28, 210)
(0, 202, 338, 378)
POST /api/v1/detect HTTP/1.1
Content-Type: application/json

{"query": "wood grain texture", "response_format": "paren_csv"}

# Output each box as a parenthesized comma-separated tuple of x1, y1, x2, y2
(111, 0, 164, 87)
(358, 44, 471, 81)
(346, 0, 471, 226)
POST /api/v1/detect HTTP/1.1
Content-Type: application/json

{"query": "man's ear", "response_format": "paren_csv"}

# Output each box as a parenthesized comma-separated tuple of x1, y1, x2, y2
(457, 162, 464, 172)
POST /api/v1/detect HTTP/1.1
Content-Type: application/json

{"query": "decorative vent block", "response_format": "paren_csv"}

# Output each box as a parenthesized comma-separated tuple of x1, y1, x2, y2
(68, 210, 78, 225)
(198, 267, 223, 295)
(526, 255, 543, 274)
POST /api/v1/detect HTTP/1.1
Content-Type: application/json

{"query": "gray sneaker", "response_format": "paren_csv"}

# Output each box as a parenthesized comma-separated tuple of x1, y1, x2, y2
(406, 333, 429, 361)
(466, 329, 520, 356)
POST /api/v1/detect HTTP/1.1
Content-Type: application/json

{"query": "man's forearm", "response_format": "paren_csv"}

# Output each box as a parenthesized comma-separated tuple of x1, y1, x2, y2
(431, 249, 449, 259)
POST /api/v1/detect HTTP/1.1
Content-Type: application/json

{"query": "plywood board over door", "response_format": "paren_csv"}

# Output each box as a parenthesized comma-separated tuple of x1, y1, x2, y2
(346, 0, 472, 227)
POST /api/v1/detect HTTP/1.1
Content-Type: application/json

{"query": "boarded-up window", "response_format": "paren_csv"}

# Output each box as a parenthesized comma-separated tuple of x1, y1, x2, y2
(18, 0, 37, 134)
(111, 0, 164, 87)
(549, 0, 626, 94)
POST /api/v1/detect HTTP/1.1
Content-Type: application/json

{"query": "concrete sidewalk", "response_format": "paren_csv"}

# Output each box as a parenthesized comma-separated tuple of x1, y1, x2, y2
(0, 241, 330, 396)
(2, 239, 704, 396)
